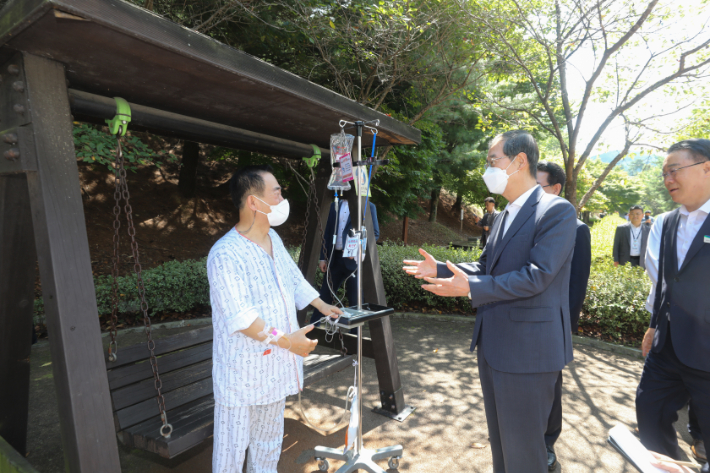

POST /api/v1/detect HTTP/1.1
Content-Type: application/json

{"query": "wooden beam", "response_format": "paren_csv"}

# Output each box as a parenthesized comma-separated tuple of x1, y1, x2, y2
(0, 174, 36, 455)
(20, 52, 121, 472)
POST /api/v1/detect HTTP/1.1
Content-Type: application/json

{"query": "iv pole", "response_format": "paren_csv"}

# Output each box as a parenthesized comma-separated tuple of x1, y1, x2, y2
(313, 120, 404, 473)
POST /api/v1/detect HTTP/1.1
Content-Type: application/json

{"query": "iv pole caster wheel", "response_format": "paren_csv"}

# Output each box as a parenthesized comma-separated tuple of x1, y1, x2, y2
(316, 457, 329, 471)
(388, 456, 401, 470)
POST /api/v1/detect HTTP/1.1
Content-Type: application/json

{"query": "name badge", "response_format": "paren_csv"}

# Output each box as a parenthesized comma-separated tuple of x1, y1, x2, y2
(705, 235, 710, 244)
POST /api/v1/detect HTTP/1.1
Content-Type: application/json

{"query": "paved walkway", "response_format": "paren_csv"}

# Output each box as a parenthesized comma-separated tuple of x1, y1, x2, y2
(25, 316, 697, 472)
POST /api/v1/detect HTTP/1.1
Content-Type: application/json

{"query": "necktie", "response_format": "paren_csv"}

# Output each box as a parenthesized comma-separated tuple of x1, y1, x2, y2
(496, 210, 509, 247)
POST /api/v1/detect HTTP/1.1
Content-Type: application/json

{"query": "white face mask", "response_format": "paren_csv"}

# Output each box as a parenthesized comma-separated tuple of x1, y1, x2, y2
(252, 195, 290, 227)
(482, 158, 520, 194)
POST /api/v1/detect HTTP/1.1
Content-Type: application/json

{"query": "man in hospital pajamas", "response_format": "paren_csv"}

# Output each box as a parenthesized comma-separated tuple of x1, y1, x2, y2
(208, 165, 342, 473)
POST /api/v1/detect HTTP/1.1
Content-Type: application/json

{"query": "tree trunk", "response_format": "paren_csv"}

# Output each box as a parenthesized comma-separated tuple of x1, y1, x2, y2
(402, 215, 409, 245)
(565, 172, 578, 210)
(452, 192, 463, 215)
(429, 187, 441, 223)
(178, 141, 200, 198)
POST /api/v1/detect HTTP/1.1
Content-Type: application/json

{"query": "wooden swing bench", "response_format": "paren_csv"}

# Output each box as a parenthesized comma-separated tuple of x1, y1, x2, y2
(105, 324, 354, 459)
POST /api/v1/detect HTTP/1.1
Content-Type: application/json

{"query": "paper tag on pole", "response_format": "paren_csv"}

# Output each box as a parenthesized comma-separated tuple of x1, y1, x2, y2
(338, 152, 354, 183)
(343, 234, 359, 258)
(354, 166, 371, 197)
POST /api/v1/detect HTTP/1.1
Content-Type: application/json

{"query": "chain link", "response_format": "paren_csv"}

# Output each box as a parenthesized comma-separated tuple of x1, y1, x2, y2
(108, 141, 123, 362)
(108, 133, 172, 438)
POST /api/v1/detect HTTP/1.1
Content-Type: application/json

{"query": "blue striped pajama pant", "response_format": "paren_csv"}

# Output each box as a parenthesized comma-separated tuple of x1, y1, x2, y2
(212, 398, 286, 473)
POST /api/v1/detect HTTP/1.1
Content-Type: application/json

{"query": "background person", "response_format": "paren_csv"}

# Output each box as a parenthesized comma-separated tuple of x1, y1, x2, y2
(613, 205, 651, 268)
(536, 161, 592, 471)
(476, 196, 499, 248)
(636, 139, 710, 473)
(644, 210, 655, 226)
(310, 196, 379, 323)
(207, 165, 342, 473)
(403, 130, 577, 473)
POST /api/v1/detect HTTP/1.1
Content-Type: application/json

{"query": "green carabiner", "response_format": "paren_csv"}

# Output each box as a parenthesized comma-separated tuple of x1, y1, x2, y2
(105, 97, 132, 137)
(302, 144, 321, 169)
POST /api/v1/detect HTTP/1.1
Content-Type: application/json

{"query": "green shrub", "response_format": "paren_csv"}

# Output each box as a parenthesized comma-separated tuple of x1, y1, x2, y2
(34, 258, 210, 323)
(580, 214, 652, 342)
(33, 217, 653, 344)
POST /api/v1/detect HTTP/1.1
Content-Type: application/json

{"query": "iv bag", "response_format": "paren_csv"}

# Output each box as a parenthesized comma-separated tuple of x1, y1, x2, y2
(327, 132, 354, 191)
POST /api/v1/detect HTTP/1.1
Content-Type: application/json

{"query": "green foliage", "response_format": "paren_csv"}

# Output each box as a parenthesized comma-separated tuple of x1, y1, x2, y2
(581, 215, 652, 342)
(33, 215, 653, 344)
(34, 258, 210, 323)
(73, 123, 169, 172)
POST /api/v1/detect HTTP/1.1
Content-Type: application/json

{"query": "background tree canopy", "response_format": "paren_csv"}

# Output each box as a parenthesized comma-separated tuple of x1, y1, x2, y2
(71, 0, 710, 219)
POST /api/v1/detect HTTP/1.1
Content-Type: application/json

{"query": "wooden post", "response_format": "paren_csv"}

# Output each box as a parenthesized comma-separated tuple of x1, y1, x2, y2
(19, 53, 121, 472)
(0, 174, 36, 455)
(402, 216, 409, 245)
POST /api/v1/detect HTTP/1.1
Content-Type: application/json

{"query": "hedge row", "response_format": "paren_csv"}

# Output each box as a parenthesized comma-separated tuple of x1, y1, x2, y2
(34, 215, 653, 341)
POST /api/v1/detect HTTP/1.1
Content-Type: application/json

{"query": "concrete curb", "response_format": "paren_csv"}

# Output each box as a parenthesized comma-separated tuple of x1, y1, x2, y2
(390, 311, 644, 360)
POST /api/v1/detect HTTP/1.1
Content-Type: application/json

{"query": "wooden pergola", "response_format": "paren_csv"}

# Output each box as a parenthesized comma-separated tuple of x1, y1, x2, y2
(0, 0, 421, 471)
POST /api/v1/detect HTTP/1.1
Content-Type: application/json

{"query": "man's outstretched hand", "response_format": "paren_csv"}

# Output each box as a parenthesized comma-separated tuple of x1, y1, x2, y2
(403, 248, 438, 279)
(422, 261, 470, 298)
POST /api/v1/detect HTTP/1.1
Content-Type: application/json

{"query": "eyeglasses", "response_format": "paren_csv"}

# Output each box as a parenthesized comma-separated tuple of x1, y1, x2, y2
(661, 160, 708, 180)
(540, 184, 552, 188)
(484, 155, 508, 170)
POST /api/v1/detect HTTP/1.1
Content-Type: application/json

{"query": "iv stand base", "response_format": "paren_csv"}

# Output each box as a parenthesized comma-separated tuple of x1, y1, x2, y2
(314, 445, 403, 472)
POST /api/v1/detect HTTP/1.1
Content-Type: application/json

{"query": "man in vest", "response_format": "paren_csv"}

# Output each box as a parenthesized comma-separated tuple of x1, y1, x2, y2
(636, 139, 710, 473)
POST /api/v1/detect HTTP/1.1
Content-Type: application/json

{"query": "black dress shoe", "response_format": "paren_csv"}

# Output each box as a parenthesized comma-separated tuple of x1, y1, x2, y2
(547, 444, 558, 471)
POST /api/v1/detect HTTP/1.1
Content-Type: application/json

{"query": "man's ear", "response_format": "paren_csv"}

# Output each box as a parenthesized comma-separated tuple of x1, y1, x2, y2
(516, 153, 528, 170)
(553, 183, 562, 196)
(245, 194, 258, 211)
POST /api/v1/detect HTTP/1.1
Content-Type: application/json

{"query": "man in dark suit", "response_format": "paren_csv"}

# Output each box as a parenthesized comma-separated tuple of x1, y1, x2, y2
(636, 139, 710, 473)
(477, 197, 499, 248)
(613, 205, 651, 268)
(536, 161, 592, 470)
(310, 197, 379, 323)
(403, 130, 577, 473)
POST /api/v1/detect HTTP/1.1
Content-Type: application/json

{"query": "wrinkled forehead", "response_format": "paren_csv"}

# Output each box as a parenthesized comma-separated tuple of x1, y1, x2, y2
(663, 149, 694, 170)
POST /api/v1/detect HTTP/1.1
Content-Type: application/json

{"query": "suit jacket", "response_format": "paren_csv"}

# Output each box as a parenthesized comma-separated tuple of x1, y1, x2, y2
(569, 220, 591, 333)
(320, 201, 379, 271)
(613, 222, 650, 268)
(437, 186, 577, 374)
(477, 210, 499, 237)
(651, 208, 710, 372)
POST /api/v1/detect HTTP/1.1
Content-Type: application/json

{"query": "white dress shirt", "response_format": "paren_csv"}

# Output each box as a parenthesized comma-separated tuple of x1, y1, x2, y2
(644, 212, 667, 313)
(644, 196, 710, 314)
(207, 228, 319, 407)
(501, 185, 540, 237)
(335, 200, 350, 250)
(629, 223, 643, 256)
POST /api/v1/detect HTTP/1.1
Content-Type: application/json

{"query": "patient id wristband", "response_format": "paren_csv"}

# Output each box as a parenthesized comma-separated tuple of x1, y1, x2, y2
(259, 328, 286, 355)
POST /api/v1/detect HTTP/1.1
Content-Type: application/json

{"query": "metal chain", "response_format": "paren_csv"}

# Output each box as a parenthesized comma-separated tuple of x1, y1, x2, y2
(110, 132, 173, 439)
(338, 329, 347, 356)
(108, 141, 123, 363)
